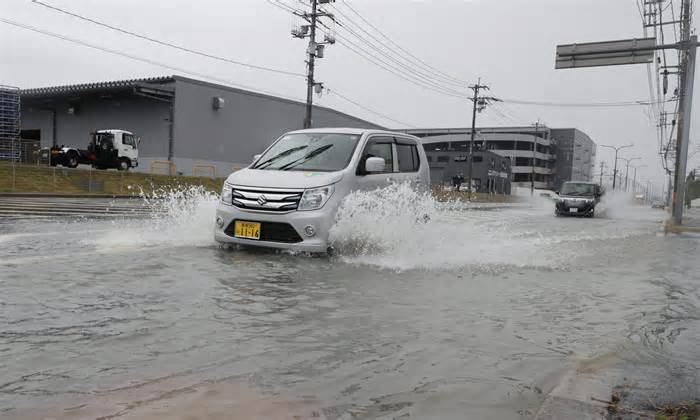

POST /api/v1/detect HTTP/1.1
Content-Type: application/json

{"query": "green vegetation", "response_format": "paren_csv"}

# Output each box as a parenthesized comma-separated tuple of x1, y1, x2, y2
(0, 162, 225, 196)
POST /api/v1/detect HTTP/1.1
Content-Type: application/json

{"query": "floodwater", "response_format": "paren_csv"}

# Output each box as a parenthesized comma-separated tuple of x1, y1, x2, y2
(0, 187, 698, 419)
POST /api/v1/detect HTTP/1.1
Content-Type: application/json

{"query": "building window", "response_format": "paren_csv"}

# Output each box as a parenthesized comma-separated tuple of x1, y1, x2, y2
(472, 156, 483, 163)
(437, 156, 450, 163)
(454, 155, 468, 162)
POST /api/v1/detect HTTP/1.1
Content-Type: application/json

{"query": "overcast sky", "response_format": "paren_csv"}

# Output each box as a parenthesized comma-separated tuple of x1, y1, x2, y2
(2, 0, 699, 188)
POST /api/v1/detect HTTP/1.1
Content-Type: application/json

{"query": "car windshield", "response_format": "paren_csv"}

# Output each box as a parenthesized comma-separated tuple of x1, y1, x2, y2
(252, 133, 360, 172)
(560, 182, 596, 196)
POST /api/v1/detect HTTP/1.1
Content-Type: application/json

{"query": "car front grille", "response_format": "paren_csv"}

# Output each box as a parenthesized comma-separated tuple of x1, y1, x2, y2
(230, 185, 303, 212)
(224, 220, 303, 243)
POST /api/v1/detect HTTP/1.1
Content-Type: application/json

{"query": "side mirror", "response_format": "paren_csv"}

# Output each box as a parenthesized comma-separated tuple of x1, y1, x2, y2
(252, 154, 261, 162)
(136, 137, 141, 145)
(365, 157, 386, 173)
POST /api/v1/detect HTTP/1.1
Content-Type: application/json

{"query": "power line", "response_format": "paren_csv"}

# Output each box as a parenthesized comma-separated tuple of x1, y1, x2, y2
(329, 2, 465, 89)
(1, 16, 412, 130)
(325, 88, 415, 127)
(332, 19, 466, 94)
(329, 28, 468, 99)
(0, 17, 305, 101)
(338, 0, 467, 86)
(333, 30, 467, 98)
(498, 98, 676, 107)
(31, 0, 306, 78)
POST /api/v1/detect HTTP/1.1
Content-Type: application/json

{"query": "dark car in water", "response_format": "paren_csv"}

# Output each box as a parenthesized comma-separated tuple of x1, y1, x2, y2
(555, 181, 603, 217)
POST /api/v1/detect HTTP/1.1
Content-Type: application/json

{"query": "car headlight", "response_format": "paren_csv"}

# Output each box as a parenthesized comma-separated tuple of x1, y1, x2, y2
(220, 183, 233, 205)
(298, 185, 335, 211)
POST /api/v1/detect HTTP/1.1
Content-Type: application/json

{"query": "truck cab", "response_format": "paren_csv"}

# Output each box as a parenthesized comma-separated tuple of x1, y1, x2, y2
(89, 129, 139, 170)
(49, 129, 139, 170)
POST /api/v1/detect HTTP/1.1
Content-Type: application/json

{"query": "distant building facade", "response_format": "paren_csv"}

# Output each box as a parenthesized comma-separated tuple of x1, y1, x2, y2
(550, 128, 596, 189)
(403, 126, 596, 191)
(19, 75, 382, 176)
(424, 149, 511, 194)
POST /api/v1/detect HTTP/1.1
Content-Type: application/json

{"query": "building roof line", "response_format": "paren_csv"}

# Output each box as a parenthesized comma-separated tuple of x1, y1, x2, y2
(18, 74, 385, 129)
(19, 76, 175, 96)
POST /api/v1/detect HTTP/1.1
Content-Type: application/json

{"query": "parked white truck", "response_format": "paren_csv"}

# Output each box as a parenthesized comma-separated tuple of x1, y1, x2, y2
(49, 129, 139, 170)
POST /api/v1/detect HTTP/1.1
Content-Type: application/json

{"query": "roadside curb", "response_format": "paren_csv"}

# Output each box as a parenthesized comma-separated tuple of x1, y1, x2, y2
(664, 219, 700, 234)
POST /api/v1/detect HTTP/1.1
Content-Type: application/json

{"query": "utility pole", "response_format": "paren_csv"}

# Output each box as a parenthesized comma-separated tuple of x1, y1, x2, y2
(599, 161, 606, 187)
(632, 164, 647, 195)
(292, 0, 335, 129)
(466, 78, 490, 197)
(619, 156, 641, 192)
(531, 120, 540, 196)
(600, 144, 633, 191)
(671, 0, 695, 224)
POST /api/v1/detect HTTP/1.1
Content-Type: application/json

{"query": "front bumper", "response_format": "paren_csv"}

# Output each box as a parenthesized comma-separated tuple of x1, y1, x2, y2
(555, 199, 595, 216)
(214, 202, 335, 253)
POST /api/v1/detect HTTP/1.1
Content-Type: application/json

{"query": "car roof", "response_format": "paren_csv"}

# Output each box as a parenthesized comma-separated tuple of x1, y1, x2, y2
(285, 128, 418, 138)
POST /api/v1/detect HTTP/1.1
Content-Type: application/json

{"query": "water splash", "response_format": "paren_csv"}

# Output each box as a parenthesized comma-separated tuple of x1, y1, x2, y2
(329, 183, 552, 271)
(91, 186, 220, 249)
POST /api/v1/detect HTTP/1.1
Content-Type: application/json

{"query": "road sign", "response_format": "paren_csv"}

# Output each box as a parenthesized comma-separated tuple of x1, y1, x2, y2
(555, 37, 657, 69)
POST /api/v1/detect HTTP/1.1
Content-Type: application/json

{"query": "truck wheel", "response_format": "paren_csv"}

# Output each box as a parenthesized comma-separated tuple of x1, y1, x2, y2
(117, 158, 130, 171)
(66, 152, 79, 168)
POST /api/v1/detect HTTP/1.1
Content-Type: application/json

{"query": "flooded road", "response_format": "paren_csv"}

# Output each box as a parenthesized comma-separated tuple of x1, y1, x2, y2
(0, 190, 698, 419)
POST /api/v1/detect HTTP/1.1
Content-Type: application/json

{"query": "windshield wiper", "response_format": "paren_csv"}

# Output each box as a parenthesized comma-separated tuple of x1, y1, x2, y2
(278, 144, 334, 171)
(253, 145, 308, 169)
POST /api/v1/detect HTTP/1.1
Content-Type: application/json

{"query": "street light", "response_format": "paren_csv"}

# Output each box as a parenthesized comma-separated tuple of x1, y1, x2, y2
(617, 156, 642, 192)
(630, 164, 647, 194)
(600, 144, 633, 191)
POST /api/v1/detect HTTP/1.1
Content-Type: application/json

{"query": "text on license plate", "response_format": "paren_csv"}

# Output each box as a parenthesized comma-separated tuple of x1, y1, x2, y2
(234, 221, 261, 239)
(569, 208, 578, 213)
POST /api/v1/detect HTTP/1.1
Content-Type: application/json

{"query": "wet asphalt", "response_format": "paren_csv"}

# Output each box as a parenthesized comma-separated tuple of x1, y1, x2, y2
(0, 197, 698, 419)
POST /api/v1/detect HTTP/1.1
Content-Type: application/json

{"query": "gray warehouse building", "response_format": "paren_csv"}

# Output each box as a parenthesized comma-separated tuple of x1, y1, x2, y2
(20, 75, 382, 176)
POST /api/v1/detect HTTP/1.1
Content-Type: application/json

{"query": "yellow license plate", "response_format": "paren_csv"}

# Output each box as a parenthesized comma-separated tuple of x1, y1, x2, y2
(234, 221, 261, 240)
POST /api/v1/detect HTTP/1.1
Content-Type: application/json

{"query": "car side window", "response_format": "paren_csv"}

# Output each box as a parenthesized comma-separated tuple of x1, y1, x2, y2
(358, 137, 394, 174)
(396, 143, 420, 172)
